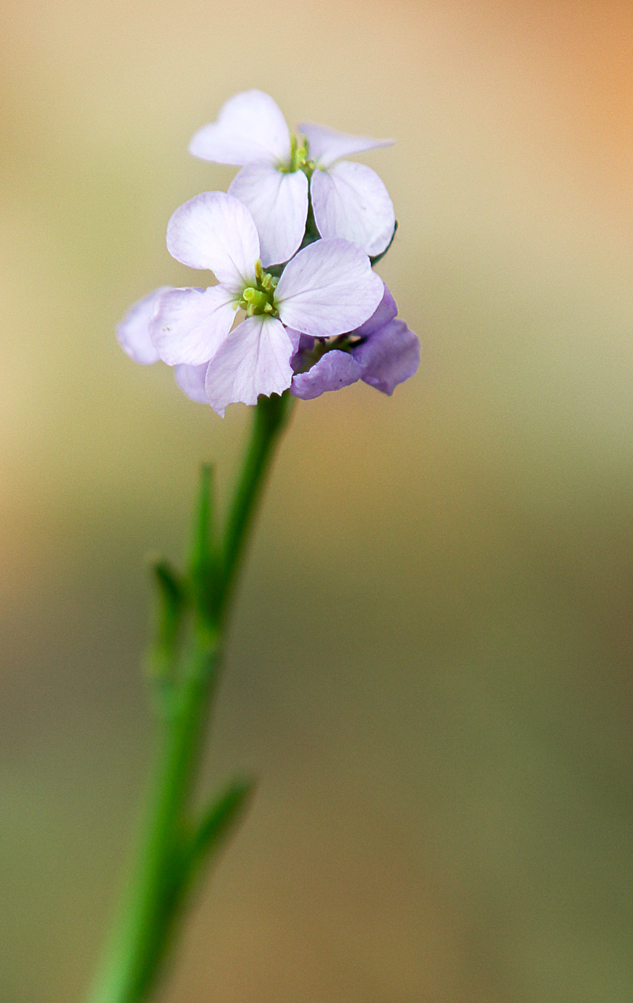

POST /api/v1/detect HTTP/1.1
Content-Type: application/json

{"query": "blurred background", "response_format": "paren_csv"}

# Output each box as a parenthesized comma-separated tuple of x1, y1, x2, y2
(2, 0, 633, 999)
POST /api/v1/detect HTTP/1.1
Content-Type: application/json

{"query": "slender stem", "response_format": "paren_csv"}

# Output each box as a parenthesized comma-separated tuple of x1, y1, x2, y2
(88, 645, 220, 1003)
(221, 392, 294, 613)
(86, 391, 293, 1003)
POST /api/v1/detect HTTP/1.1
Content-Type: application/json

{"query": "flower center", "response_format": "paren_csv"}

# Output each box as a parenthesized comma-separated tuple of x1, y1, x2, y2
(238, 261, 279, 317)
(279, 133, 315, 176)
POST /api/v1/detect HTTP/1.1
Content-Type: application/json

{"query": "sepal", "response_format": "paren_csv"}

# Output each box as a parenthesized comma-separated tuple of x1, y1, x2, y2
(370, 220, 398, 266)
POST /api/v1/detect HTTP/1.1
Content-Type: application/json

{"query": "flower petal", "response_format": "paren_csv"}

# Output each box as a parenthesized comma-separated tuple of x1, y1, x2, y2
(116, 287, 171, 365)
(299, 121, 394, 169)
(351, 318, 420, 395)
(354, 282, 398, 338)
(151, 285, 236, 366)
(175, 363, 210, 403)
(285, 328, 304, 354)
(189, 90, 291, 166)
(166, 192, 259, 292)
(229, 161, 308, 267)
(310, 162, 395, 257)
(291, 350, 363, 400)
(275, 237, 384, 338)
(290, 333, 317, 373)
(204, 315, 294, 417)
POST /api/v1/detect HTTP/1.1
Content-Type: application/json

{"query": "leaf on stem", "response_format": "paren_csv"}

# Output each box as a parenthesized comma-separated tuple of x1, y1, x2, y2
(182, 778, 256, 895)
(146, 557, 187, 682)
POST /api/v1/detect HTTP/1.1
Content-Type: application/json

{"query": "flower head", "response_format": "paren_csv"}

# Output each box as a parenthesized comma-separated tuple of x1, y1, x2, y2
(189, 90, 395, 267)
(118, 192, 384, 416)
(118, 95, 419, 416)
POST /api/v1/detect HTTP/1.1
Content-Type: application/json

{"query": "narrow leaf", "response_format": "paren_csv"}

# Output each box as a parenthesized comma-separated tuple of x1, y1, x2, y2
(145, 557, 186, 681)
(184, 778, 256, 893)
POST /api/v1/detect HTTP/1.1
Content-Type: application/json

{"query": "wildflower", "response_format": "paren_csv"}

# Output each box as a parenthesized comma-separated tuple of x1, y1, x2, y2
(117, 191, 384, 416)
(189, 90, 395, 267)
(290, 284, 420, 400)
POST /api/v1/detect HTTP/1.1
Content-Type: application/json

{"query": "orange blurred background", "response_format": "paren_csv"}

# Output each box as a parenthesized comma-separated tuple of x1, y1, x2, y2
(2, 1, 633, 1000)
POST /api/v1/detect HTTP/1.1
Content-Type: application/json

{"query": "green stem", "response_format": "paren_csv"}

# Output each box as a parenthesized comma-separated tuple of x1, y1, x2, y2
(86, 391, 293, 1003)
(221, 391, 294, 614)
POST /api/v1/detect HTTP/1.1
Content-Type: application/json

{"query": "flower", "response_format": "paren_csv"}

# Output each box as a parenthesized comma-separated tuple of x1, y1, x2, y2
(189, 90, 395, 268)
(117, 191, 384, 416)
(290, 284, 420, 400)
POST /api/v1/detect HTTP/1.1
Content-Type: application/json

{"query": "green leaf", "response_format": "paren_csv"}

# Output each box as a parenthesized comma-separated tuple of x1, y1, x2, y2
(183, 778, 256, 894)
(145, 557, 186, 681)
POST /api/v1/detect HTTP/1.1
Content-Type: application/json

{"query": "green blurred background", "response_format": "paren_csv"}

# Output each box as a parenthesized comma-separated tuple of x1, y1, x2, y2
(3, 0, 633, 999)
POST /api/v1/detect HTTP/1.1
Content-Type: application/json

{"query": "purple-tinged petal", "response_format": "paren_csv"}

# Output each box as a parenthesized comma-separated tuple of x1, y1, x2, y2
(116, 287, 171, 365)
(283, 327, 304, 354)
(229, 161, 308, 267)
(290, 333, 317, 373)
(275, 238, 383, 338)
(151, 286, 235, 366)
(310, 162, 395, 257)
(204, 315, 294, 417)
(299, 121, 393, 169)
(166, 192, 259, 292)
(354, 283, 397, 338)
(175, 363, 209, 403)
(291, 350, 362, 400)
(351, 318, 420, 395)
(189, 90, 291, 166)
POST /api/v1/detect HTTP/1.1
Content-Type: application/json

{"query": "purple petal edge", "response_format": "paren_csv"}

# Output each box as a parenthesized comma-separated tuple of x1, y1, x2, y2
(291, 350, 363, 400)
(351, 318, 420, 395)
(353, 283, 398, 339)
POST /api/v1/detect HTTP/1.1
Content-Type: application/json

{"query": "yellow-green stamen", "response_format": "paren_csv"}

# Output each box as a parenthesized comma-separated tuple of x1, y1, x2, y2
(280, 133, 315, 177)
(237, 260, 279, 318)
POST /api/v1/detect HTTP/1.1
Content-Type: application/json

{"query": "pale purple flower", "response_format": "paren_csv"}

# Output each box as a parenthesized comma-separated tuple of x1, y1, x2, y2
(117, 191, 384, 417)
(290, 284, 420, 401)
(189, 90, 395, 267)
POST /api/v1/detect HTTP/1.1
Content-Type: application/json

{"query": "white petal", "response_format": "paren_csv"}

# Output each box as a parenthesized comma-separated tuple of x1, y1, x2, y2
(229, 162, 308, 267)
(310, 162, 395, 257)
(166, 192, 259, 292)
(299, 121, 394, 169)
(116, 287, 171, 364)
(204, 315, 294, 417)
(189, 90, 291, 166)
(275, 238, 384, 338)
(175, 363, 210, 403)
(151, 286, 236, 366)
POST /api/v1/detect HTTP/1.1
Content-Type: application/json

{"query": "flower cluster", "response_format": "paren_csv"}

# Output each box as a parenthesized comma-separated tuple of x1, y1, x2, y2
(117, 90, 419, 416)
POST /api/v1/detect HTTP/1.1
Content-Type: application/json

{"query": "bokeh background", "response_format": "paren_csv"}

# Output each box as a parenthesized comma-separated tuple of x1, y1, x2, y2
(3, 0, 633, 1000)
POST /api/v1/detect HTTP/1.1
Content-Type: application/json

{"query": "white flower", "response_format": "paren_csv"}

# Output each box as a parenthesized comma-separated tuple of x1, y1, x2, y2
(117, 192, 384, 416)
(189, 90, 395, 267)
